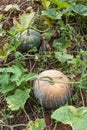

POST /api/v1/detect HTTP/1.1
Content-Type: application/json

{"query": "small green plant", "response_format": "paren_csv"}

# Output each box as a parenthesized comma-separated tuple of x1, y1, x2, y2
(41, 0, 87, 26)
(53, 37, 73, 63)
(69, 49, 87, 75)
(0, 62, 37, 110)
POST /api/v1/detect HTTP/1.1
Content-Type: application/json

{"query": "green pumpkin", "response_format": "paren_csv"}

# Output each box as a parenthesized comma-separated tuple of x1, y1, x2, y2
(17, 29, 42, 52)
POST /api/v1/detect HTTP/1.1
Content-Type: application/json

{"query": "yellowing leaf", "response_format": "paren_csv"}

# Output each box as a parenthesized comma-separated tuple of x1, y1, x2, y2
(13, 17, 20, 28)
(28, 118, 46, 130)
(9, 12, 35, 34)
(0, 14, 3, 20)
(44, 17, 51, 26)
(19, 12, 35, 30)
(3, 43, 9, 55)
(41, 0, 50, 9)
(6, 89, 31, 110)
(4, 4, 20, 11)
(0, 43, 9, 61)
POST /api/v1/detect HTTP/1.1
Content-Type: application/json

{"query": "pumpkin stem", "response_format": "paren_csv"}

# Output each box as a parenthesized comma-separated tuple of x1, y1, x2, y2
(39, 76, 55, 85)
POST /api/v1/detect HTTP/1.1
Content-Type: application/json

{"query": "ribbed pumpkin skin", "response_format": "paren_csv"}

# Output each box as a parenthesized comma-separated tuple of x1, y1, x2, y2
(33, 70, 72, 108)
(17, 29, 42, 52)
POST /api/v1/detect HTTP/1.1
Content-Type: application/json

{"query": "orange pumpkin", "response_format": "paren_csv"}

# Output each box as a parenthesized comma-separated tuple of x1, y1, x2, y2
(33, 70, 72, 108)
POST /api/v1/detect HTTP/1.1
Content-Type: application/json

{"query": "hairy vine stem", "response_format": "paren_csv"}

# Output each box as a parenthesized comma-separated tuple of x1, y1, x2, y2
(0, 123, 29, 129)
(36, 76, 86, 85)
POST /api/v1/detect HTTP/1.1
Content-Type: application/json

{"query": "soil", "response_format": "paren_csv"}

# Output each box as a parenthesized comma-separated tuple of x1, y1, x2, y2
(0, 0, 87, 130)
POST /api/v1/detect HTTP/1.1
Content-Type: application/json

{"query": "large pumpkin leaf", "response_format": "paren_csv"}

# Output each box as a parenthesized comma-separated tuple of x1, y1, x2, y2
(28, 118, 46, 130)
(71, 4, 87, 16)
(6, 89, 30, 110)
(42, 8, 62, 20)
(51, 106, 87, 130)
(53, 38, 71, 50)
(55, 52, 73, 63)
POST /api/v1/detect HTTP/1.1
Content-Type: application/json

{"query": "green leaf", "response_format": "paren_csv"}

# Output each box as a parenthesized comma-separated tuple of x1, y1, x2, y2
(80, 50, 87, 56)
(6, 89, 31, 110)
(42, 30, 53, 40)
(71, 4, 87, 16)
(78, 82, 87, 89)
(13, 73, 37, 86)
(7, 27, 17, 36)
(25, 73, 37, 82)
(8, 66, 22, 79)
(4, 4, 20, 11)
(77, 73, 87, 89)
(51, 106, 87, 130)
(53, 38, 66, 49)
(0, 65, 29, 87)
(28, 118, 46, 130)
(42, 8, 62, 19)
(0, 65, 26, 74)
(53, 38, 71, 50)
(0, 83, 15, 94)
(16, 77, 25, 86)
(14, 51, 25, 59)
(55, 52, 73, 63)
(0, 73, 9, 85)
(50, 0, 70, 9)
(10, 75, 25, 86)
(9, 65, 26, 76)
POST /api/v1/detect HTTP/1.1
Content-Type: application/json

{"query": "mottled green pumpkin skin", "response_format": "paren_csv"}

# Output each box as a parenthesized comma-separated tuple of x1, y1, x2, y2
(17, 29, 42, 52)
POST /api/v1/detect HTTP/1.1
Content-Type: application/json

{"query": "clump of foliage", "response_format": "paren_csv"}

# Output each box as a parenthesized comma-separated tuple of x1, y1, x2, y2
(0, 63, 36, 110)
